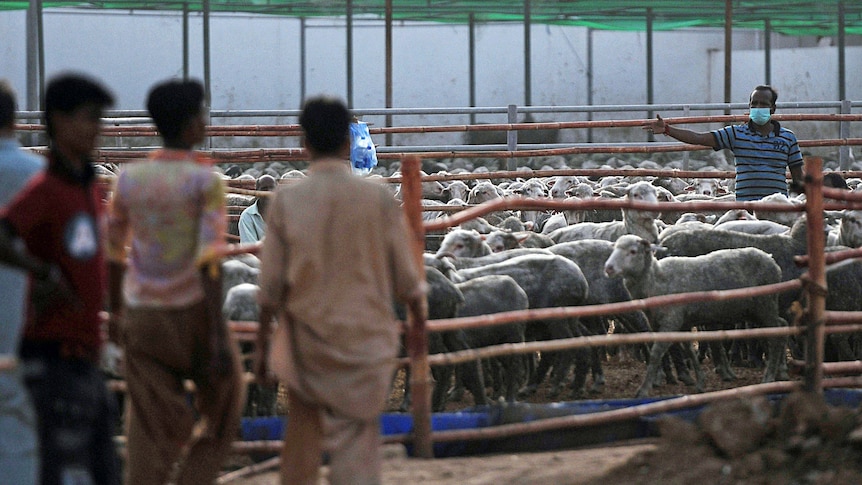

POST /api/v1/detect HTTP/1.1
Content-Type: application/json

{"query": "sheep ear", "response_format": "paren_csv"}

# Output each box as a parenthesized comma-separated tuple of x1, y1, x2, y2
(516, 233, 530, 243)
(649, 243, 666, 255)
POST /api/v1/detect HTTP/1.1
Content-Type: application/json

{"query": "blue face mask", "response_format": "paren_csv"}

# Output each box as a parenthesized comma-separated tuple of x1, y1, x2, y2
(749, 107, 772, 126)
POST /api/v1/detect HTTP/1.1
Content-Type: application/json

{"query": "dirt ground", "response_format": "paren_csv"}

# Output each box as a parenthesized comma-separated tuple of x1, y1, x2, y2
(223, 353, 862, 484)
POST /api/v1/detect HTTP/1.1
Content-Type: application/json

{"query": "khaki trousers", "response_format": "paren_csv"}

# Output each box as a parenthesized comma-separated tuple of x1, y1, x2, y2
(122, 303, 245, 485)
(282, 392, 382, 485)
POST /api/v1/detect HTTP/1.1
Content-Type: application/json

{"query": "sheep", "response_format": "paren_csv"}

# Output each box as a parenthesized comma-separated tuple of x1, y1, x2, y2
(454, 254, 590, 398)
(828, 210, 862, 248)
(466, 181, 515, 225)
(547, 239, 660, 393)
(548, 181, 661, 244)
(222, 283, 260, 322)
(687, 178, 724, 197)
(435, 229, 493, 258)
(538, 196, 586, 235)
(467, 181, 502, 204)
(714, 208, 757, 225)
(398, 266, 488, 412)
(713, 219, 791, 235)
(484, 230, 555, 252)
(432, 247, 553, 273)
(659, 219, 809, 366)
(754, 192, 804, 228)
(221, 258, 260, 301)
(442, 180, 470, 202)
(603, 235, 788, 397)
(657, 219, 862, 363)
(455, 275, 530, 403)
(459, 216, 498, 234)
(548, 175, 580, 199)
(657, 219, 714, 242)
(508, 178, 548, 226)
(652, 176, 689, 196)
(497, 215, 527, 233)
(221, 283, 279, 416)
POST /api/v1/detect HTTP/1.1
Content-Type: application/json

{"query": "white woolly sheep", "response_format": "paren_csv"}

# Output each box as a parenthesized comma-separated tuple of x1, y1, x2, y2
(603, 235, 788, 397)
(548, 181, 661, 244)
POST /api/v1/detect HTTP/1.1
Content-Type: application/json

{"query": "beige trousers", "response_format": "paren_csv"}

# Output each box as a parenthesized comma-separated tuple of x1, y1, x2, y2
(282, 392, 382, 485)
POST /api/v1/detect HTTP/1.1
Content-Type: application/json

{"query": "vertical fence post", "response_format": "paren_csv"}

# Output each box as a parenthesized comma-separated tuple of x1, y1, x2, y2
(400, 155, 433, 458)
(803, 156, 827, 394)
(507, 104, 518, 171)
(839, 99, 851, 170)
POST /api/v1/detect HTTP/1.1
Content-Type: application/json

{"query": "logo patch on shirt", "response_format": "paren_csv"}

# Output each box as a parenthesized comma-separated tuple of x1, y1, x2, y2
(772, 140, 789, 153)
(65, 212, 98, 260)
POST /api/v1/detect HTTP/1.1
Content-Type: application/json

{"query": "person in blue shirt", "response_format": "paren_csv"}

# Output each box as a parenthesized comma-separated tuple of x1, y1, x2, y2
(0, 79, 45, 485)
(646, 85, 804, 201)
(238, 174, 276, 243)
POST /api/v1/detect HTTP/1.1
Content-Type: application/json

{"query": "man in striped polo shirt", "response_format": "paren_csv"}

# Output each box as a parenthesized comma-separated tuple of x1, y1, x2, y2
(646, 85, 804, 201)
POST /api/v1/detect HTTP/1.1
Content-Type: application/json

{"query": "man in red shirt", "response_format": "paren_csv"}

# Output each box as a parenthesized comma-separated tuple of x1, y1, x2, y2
(0, 73, 120, 485)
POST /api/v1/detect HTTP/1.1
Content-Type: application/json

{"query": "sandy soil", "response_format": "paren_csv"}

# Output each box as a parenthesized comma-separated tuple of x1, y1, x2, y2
(224, 353, 851, 484)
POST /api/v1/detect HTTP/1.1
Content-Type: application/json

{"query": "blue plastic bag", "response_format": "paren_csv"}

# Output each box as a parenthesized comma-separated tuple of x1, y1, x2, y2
(349, 121, 378, 176)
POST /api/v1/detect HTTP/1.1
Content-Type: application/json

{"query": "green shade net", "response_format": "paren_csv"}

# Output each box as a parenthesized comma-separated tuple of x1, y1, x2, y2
(2, 1, 861, 36)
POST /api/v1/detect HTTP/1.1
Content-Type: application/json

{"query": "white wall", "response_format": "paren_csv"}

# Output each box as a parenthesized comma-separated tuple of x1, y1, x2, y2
(1, 9, 858, 147)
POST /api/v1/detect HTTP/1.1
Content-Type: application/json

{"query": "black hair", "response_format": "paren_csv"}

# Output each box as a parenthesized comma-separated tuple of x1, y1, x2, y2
(823, 172, 849, 190)
(146, 79, 205, 142)
(752, 85, 779, 105)
(0, 80, 16, 129)
(256, 174, 277, 191)
(44, 73, 114, 138)
(299, 95, 350, 156)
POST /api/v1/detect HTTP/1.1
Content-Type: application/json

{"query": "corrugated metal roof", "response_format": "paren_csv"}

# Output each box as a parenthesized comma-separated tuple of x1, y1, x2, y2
(2, 1, 861, 36)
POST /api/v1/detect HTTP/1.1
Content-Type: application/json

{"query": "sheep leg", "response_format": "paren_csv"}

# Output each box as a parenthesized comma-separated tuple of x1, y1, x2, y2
(670, 343, 696, 386)
(709, 341, 737, 381)
(442, 331, 488, 407)
(507, 355, 527, 403)
(762, 317, 789, 383)
(431, 365, 454, 412)
(682, 342, 705, 393)
(589, 347, 606, 394)
(637, 341, 673, 398)
(657, 354, 675, 386)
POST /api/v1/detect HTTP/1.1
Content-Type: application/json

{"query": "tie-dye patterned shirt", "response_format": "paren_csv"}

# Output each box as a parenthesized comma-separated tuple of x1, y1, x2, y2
(107, 149, 226, 308)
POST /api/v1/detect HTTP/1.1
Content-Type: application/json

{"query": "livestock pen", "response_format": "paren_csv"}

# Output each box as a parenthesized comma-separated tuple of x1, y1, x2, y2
(47, 106, 862, 479)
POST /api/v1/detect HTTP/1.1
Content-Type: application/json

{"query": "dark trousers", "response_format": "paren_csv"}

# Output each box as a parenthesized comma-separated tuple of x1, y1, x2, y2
(20, 342, 121, 485)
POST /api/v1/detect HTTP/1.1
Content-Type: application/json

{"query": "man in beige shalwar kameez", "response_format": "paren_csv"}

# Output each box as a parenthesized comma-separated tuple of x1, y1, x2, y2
(254, 95, 425, 485)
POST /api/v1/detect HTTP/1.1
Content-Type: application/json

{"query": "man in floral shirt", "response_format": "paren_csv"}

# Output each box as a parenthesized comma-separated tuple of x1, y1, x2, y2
(107, 79, 244, 485)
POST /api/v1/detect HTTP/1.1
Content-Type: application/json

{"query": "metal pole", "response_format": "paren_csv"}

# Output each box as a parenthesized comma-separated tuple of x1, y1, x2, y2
(507, 104, 518, 171)
(385, 0, 393, 147)
(586, 27, 593, 143)
(182, 2, 189, 80)
(346, 0, 353, 109)
(401, 155, 433, 459)
(764, 19, 771, 85)
(839, 100, 851, 170)
(300, 17, 306, 102)
(803, 157, 826, 394)
(682, 105, 690, 170)
(724, 0, 732, 116)
(646, 8, 654, 142)
(523, 0, 531, 107)
(36, 0, 44, 111)
(25, 0, 40, 112)
(203, 0, 211, 109)
(469, 13, 476, 126)
(838, 1, 846, 101)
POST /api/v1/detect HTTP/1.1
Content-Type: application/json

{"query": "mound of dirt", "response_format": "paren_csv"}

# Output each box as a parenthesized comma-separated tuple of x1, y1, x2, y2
(589, 390, 862, 484)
